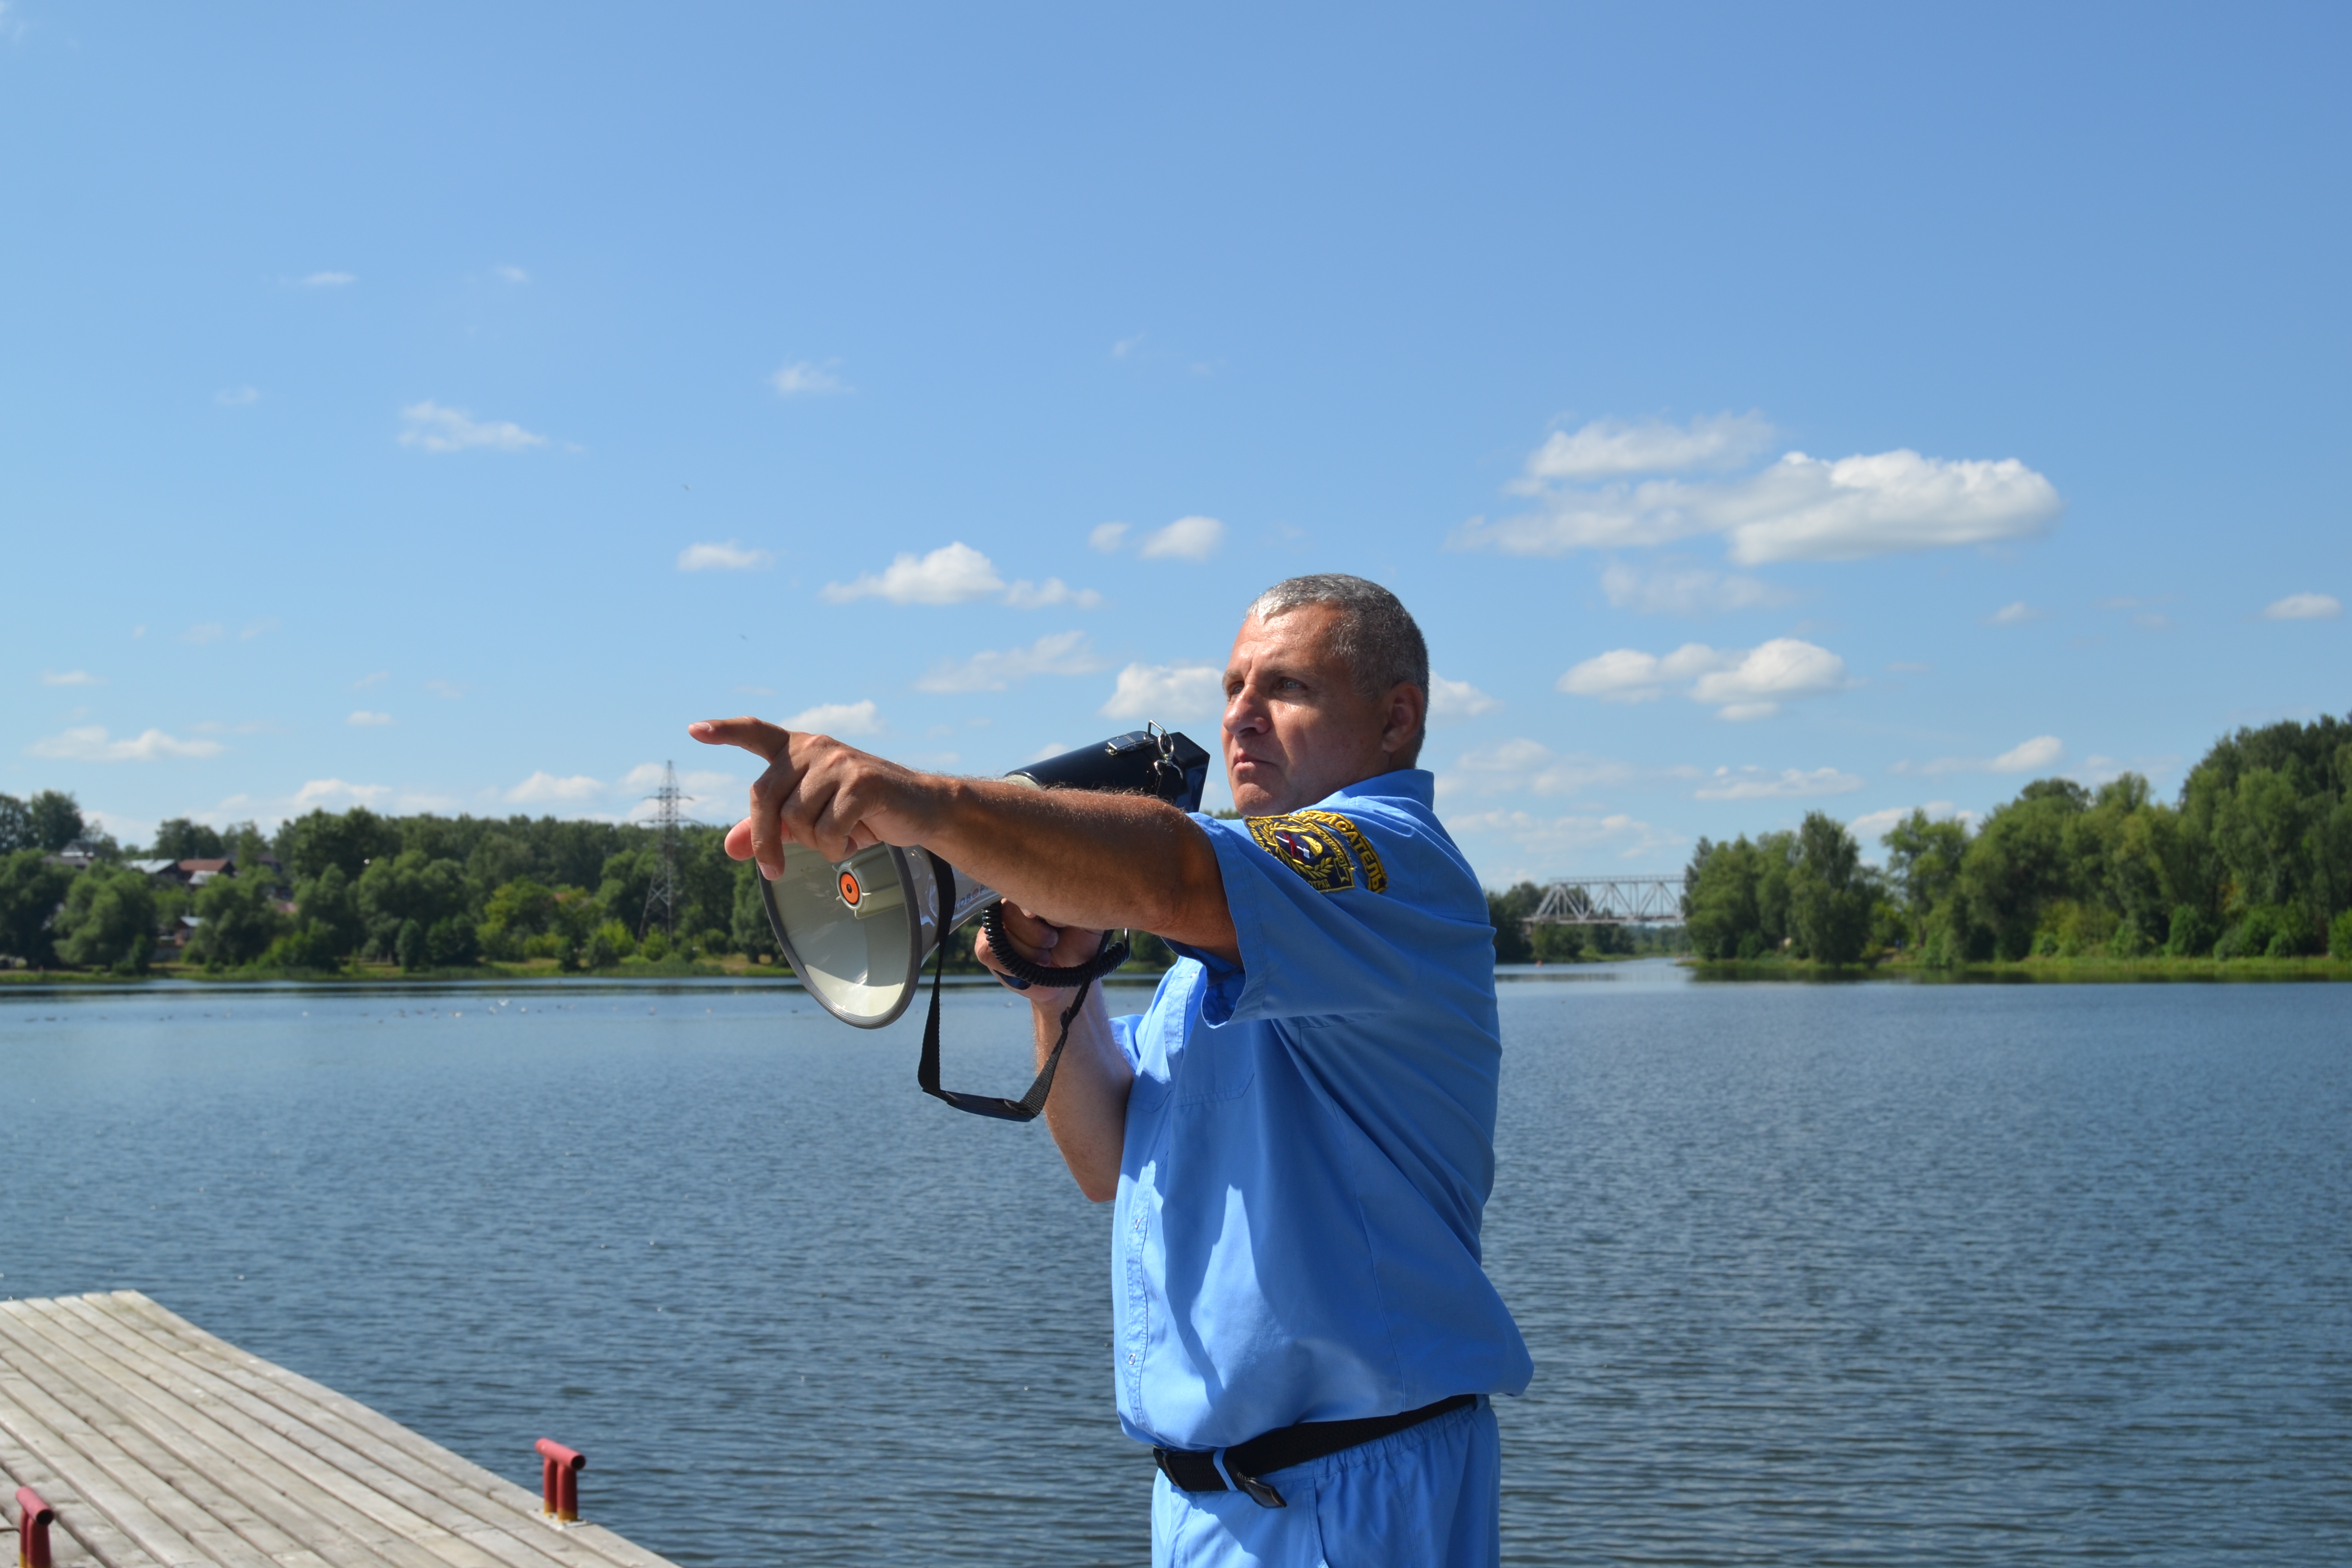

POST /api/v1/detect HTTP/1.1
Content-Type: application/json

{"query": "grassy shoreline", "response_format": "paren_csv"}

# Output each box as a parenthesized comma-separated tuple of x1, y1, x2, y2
(1687, 952, 2352, 982)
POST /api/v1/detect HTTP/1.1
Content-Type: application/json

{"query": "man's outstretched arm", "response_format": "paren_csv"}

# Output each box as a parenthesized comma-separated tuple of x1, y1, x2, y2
(690, 717, 1238, 961)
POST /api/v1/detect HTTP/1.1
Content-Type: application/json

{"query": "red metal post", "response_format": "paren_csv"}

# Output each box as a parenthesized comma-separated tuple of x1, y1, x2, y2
(533, 1440, 585, 1523)
(16, 1486, 55, 1568)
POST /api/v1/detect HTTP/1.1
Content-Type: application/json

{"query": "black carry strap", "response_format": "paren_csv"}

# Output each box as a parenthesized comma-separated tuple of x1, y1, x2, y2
(915, 934, 1092, 1121)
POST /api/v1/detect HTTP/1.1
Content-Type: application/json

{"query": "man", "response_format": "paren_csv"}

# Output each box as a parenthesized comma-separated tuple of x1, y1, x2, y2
(693, 573, 1530, 1566)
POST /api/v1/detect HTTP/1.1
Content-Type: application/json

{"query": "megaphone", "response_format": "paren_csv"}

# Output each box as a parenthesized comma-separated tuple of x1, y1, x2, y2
(758, 724, 1214, 1030)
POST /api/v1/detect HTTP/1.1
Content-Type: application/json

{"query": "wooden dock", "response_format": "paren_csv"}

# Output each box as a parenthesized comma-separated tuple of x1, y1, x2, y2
(0, 1292, 682, 1568)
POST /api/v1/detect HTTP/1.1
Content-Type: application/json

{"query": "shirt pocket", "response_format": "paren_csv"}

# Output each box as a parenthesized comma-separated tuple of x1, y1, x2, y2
(1167, 971, 1258, 1106)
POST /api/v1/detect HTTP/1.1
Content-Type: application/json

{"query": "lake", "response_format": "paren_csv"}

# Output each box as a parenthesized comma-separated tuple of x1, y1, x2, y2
(1, 965, 2345, 1565)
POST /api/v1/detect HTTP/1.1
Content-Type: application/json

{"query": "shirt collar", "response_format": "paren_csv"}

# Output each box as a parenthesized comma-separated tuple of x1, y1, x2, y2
(1323, 768, 1434, 809)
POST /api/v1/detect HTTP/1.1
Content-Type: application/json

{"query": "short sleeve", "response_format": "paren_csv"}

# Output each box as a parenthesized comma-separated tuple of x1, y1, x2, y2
(1167, 799, 1487, 1026)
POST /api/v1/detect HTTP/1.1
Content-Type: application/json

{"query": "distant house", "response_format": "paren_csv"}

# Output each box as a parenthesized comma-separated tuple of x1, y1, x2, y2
(179, 857, 236, 889)
(50, 838, 114, 870)
(154, 914, 202, 958)
(128, 858, 180, 879)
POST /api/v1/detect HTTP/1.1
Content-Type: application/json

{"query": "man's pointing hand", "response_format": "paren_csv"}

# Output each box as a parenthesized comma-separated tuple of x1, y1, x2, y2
(689, 718, 943, 877)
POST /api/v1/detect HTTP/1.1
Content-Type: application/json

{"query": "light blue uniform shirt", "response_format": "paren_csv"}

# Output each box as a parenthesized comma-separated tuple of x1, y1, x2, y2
(1109, 769, 1533, 1451)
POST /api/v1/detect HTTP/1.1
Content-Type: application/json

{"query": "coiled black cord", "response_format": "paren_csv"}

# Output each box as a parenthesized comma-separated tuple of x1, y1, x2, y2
(979, 900, 1132, 988)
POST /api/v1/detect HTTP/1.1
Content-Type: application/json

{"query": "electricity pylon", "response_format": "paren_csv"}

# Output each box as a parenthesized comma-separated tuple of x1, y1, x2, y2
(639, 762, 688, 940)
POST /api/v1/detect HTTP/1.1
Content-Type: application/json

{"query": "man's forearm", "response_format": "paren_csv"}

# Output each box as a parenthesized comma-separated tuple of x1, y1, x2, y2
(921, 779, 1237, 960)
(1031, 983, 1131, 1203)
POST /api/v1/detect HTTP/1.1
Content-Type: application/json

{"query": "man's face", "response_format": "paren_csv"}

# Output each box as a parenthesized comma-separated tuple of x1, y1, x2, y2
(1221, 604, 1423, 816)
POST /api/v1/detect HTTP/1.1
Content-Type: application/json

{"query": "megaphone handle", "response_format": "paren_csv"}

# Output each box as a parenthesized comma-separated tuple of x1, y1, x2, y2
(916, 900, 1093, 1124)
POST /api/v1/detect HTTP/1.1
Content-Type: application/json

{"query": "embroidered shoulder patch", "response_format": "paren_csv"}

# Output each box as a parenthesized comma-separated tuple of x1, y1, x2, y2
(1246, 814, 1355, 893)
(1292, 810, 1388, 894)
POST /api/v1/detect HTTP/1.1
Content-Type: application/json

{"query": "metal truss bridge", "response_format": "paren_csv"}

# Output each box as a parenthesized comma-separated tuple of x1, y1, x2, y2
(1526, 874, 1686, 925)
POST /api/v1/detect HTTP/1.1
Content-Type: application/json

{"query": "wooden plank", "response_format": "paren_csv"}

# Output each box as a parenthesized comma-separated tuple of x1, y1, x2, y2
(37, 1298, 532, 1568)
(0, 1343, 237, 1567)
(0, 1302, 453, 1568)
(0, 1312, 286, 1568)
(1, 1439, 135, 1568)
(87, 1298, 678, 1568)
(75, 1302, 632, 1568)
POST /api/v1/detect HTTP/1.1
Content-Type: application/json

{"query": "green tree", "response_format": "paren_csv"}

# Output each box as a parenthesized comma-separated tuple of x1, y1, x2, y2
(0, 849, 78, 965)
(55, 866, 158, 971)
(27, 791, 86, 852)
(1882, 810, 1969, 944)
(277, 806, 396, 883)
(1485, 882, 1542, 963)
(1788, 812, 1873, 964)
(0, 794, 31, 853)
(1958, 779, 2087, 960)
(187, 873, 285, 966)
(355, 850, 471, 959)
(150, 818, 227, 862)
(292, 865, 366, 960)
(731, 858, 780, 959)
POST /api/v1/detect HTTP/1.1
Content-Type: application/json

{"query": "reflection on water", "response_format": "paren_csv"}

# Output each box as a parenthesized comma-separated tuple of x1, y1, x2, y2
(2, 966, 2345, 1565)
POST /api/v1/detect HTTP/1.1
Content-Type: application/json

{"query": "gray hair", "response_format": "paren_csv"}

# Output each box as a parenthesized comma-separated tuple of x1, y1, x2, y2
(1245, 574, 1430, 760)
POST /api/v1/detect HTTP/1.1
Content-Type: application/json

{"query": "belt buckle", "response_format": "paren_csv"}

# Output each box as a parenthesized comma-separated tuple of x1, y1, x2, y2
(1226, 1467, 1287, 1509)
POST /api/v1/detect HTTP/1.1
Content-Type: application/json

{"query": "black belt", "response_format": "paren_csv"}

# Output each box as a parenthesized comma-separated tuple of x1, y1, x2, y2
(1151, 1393, 1478, 1509)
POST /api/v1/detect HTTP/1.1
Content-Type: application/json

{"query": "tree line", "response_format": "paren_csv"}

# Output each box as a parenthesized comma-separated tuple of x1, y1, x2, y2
(1682, 713, 2352, 966)
(0, 798, 789, 974)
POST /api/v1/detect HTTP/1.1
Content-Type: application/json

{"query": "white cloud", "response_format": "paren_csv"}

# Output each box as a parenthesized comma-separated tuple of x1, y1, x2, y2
(184, 623, 225, 645)
(215, 386, 260, 407)
(1557, 638, 1847, 720)
(821, 543, 1096, 609)
(1987, 601, 2042, 625)
(1896, 734, 2066, 777)
(291, 779, 393, 810)
(782, 699, 883, 737)
(1112, 334, 1145, 359)
(346, 710, 394, 727)
(918, 630, 1105, 693)
(1991, 735, 2066, 772)
(1848, 800, 1978, 847)
(1600, 561, 1790, 615)
(298, 271, 356, 287)
(1428, 675, 1502, 723)
(1460, 438, 2061, 565)
(506, 771, 606, 804)
(1688, 640, 1850, 716)
(28, 726, 225, 762)
(1437, 739, 1631, 800)
(1089, 522, 1130, 553)
(1516, 412, 1774, 484)
(354, 671, 388, 689)
(1003, 577, 1104, 609)
(678, 540, 774, 572)
(241, 619, 278, 641)
(425, 680, 467, 700)
(1137, 516, 1224, 561)
(824, 542, 1003, 605)
(398, 400, 547, 453)
(1442, 807, 1676, 865)
(1556, 644, 1726, 703)
(495, 264, 530, 283)
(1693, 766, 1865, 801)
(1099, 660, 1226, 720)
(2262, 592, 2341, 621)
(772, 360, 847, 396)
(40, 670, 103, 686)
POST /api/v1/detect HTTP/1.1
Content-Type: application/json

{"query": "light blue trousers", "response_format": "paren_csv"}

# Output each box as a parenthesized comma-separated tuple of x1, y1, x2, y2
(1150, 1397, 1500, 1568)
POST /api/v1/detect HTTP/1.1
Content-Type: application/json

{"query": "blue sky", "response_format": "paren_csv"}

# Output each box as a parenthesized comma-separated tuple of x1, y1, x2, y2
(5, 3, 2345, 886)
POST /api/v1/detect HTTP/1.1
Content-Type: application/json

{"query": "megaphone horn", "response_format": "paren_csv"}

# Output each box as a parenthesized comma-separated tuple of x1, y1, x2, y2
(758, 725, 1213, 1031)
